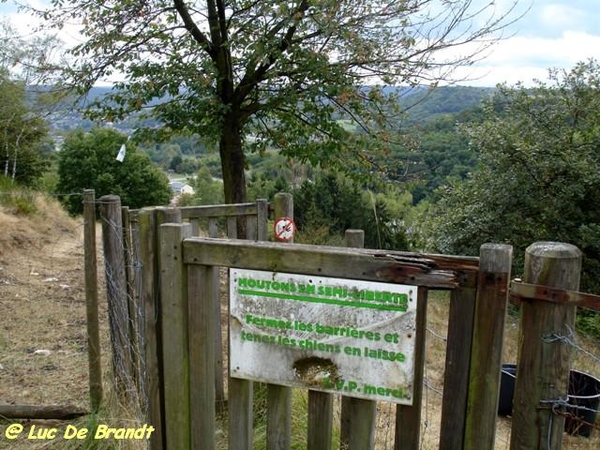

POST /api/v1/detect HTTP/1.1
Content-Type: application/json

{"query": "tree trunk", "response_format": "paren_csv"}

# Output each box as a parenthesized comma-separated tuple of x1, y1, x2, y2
(219, 112, 247, 204)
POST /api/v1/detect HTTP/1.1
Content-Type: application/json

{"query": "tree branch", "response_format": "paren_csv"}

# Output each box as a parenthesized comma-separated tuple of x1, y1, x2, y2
(233, 0, 311, 105)
(173, 0, 215, 58)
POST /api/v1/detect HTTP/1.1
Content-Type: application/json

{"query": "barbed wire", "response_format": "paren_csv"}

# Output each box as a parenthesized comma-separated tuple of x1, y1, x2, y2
(539, 396, 600, 449)
(538, 323, 600, 447)
(543, 325, 600, 366)
(421, 358, 430, 450)
(423, 379, 443, 396)
(541, 397, 600, 415)
(100, 217, 148, 415)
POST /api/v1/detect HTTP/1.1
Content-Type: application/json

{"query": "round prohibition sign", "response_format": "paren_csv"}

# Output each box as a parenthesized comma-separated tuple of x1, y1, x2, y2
(274, 217, 296, 242)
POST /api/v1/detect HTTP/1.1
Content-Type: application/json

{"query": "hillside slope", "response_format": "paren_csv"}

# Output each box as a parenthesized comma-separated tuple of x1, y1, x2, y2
(0, 195, 97, 411)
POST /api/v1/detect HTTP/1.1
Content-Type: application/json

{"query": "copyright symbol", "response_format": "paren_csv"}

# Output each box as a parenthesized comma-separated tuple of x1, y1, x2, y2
(5, 423, 24, 439)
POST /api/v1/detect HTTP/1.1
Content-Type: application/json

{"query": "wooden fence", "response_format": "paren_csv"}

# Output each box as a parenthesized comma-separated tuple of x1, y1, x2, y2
(83, 190, 600, 450)
(135, 196, 270, 449)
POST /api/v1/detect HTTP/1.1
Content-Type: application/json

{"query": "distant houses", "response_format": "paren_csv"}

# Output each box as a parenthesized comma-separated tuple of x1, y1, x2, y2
(168, 180, 195, 196)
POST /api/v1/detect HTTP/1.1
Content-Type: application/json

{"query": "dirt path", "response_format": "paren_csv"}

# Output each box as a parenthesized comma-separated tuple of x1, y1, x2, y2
(0, 201, 113, 449)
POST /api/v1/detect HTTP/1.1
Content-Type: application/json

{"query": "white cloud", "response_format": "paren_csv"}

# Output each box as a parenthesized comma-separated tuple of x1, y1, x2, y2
(488, 31, 599, 65)
(539, 3, 585, 29)
(448, 30, 600, 86)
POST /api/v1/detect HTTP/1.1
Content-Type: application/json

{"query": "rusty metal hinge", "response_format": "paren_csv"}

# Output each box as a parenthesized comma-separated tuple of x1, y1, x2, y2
(509, 280, 600, 310)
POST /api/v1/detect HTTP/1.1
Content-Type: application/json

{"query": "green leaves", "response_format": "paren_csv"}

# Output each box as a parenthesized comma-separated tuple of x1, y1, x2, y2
(293, 171, 409, 249)
(56, 128, 171, 215)
(0, 71, 50, 185)
(426, 60, 600, 293)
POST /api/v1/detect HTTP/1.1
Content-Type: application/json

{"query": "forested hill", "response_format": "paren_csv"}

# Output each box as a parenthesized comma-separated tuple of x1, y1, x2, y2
(45, 85, 494, 132)
(399, 85, 494, 123)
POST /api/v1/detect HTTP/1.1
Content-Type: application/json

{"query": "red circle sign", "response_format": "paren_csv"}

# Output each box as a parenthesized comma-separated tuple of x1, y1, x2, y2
(274, 217, 296, 242)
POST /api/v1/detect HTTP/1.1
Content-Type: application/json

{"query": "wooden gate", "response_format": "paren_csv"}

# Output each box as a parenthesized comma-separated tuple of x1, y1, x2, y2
(156, 220, 513, 449)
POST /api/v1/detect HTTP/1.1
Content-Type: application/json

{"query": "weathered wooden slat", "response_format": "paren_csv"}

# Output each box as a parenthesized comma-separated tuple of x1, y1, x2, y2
(510, 280, 600, 310)
(180, 202, 258, 219)
(464, 244, 513, 450)
(0, 405, 88, 420)
(208, 217, 219, 238)
(394, 287, 428, 450)
(375, 253, 479, 272)
(228, 378, 253, 450)
(308, 390, 333, 450)
(122, 206, 140, 392)
(207, 219, 225, 410)
(257, 199, 269, 241)
(267, 193, 294, 450)
(267, 384, 292, 450)
(246, 214, 257, 240)
(340, 229, 375, 450)
(311, 237, 363, 449)
(129, 209, 144, 398)
(226, 215, 247, 450)
(183, 239, 478, 289)
(343, 398, 376, 450)
(156, 206, 182, 225)
(100, 195, 134, 395)
(188, 264, 216, 450)
(190, 218, 200, 236)
(138, 208, 164, 450)
(439, 285, 477, 449)
(160, 223, 192, 450)
(227, 216, 238, 239)
(83, 189, 102, 412)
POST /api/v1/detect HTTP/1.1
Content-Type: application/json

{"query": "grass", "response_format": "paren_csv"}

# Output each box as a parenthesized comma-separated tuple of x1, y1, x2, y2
(0, 386, 149, 450)
(0, 175, 39, 216)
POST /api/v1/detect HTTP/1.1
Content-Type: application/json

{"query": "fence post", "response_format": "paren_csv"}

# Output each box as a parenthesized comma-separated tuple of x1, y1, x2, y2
(338, 230, 376, 450)
(394, 287, 427, 450)
(210, 217, 224, 412)
(510, 242, 582, 450)
(138, 207, 164, 450)
(83, 189, 102, 412)
(464, 243, 513, 449)
(439, 273, 477, 448)
(99, 194, 135, 397)
(228, 199, 269, 450)
(188, 262, 217, 450)
(266, 192, 293, 450)
(160, 222, 192, 450)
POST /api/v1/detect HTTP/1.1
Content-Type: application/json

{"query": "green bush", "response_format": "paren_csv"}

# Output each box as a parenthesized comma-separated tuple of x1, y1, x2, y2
(57, 128, 171, 215)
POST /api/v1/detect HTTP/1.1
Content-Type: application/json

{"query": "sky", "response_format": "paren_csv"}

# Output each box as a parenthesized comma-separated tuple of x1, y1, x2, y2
(447, 0, 600, 86)
(1, 0, 599, 88)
